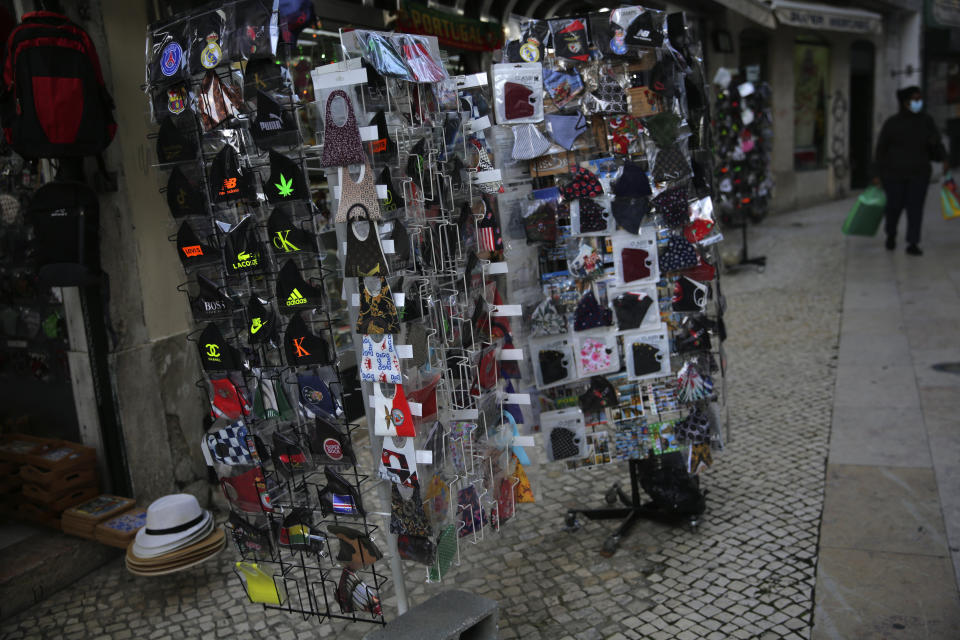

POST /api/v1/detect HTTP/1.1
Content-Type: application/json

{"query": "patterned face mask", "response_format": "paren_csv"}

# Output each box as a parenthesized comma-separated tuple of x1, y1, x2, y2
(561, 167, 604, 200)
(543, 67, 583, 107)
(530, 297, 567, 336)
(672, 276, 708, 312)
(205, 421, 252, 465)
(470, 138, 504, 194)
(318, 466, 364, 517)
(356, 276, 400, 335)
(511, 123, 552, 160)
(652, 185, 690, 228)
(573, 289, 613, 331)
(660, 235, 700, 273)
(319, 89, 365, 168)
(198, 322, 243, 372)
(523, 202, 558, 245)
(578, 198, 609, 232)
(653, 144, 691, 182)
(549, 426, 582, 460)
(592, 72, 628, 114)
(579, 375, 619, 414)
(310, 415, 357, 465)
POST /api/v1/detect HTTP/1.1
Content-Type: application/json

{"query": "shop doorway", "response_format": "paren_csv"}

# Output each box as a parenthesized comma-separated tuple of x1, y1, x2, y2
(849, 40, 875, 189)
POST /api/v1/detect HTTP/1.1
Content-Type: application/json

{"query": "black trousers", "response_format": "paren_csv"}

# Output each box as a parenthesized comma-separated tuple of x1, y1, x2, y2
(882, 177, 928, 245)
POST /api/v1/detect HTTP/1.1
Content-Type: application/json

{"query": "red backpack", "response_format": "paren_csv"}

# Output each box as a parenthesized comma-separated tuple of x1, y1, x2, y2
(1, 11, 116, 158)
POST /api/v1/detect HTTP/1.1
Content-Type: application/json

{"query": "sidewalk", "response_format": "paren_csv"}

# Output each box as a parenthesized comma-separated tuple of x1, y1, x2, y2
(1, 194, 957, 639)
(813, 185, 960, 639)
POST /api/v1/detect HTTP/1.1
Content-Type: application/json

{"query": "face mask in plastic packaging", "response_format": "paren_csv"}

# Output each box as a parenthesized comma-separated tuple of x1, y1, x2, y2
(493, 63, 544, 125)
(395, 34, 447, 83)
(354, 30, 412, 80)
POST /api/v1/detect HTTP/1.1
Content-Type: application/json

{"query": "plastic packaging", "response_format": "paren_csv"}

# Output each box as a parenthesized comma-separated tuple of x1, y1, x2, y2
(492, 63, 544, 125)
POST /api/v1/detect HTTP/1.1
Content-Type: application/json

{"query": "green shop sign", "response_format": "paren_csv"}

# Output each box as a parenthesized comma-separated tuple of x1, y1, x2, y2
(397, 1, 504, 52)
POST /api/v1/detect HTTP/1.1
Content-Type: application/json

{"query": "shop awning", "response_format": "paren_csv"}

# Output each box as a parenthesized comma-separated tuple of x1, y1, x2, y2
(712, 0, 777, 29)
(773, 0, 883, 34)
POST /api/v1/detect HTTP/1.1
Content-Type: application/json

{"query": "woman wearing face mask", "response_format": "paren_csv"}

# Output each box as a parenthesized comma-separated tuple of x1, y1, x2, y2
(873, 86, 948, 256)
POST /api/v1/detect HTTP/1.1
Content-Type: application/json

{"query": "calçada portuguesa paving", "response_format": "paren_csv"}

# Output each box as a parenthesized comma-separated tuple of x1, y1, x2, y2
(2, 190, 960, 639)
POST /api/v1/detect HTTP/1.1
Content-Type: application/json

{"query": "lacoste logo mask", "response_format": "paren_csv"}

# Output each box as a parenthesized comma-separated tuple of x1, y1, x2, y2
(266, 150, 309, 203)
(217, 215, 263, 275)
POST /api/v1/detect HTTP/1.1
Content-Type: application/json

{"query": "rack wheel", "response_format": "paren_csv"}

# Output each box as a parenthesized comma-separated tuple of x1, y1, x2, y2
(600, 535, 620, 557)
(604, 486, 619, 505)
(688, 517, 700, 533)
(564, 511, 581, 532)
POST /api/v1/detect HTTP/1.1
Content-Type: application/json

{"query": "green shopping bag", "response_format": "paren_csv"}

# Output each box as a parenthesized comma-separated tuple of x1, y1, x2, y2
(842, 185, 886, 236)
(941, 175, 960, 220)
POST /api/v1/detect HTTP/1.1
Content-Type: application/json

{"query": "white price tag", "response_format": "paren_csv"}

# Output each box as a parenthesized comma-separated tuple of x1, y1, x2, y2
(468, 115, 491, 132)
(513, 436, 536, 447)
(484, 262, 509, 274)
(415, 450, 434, 464)
(351, 293, 360, 307)
(492, 304, 522, 317)
(382, 239, 395, 254)
(396, 344, 413, 359)
(311, 67, 368, 91)
(393, 292, 405, 307)
(500, 348, 524, 360)
(359, 125, 378, 141)
(376, 184, 387, 199)
(473, 169, 501, 183)
(409, 402, 422, 416)
(452, 409, 479, 420)
(503, 393, 531, 405)
(700, 233, 724, 247)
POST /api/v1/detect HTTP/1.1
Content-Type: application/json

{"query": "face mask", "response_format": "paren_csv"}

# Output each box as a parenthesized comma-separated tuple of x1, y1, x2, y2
(218, 215, 262, 275)
(177, 221, 221, 269)
(356, 276, 400, 335)
(209, 144, 253, 203)
(156, 115, 197, 164)
(530, 297, 567, 336)
(545, 112, 589, 151)
(167, 167, 205, 218)
(209, 376, 252, 420)
(672, 276, 708, 312)
(561, 167, 604, 200)
(284, 313, 333, 366)
(909, 99, 923, 113)
(198, 322, 243, 372)
(548, 426, 583, 460)
(276, 260, 324, 312)
(578, 198, 609, 232)
(573, 290, 613, 331)
(614, 292, 653, 330)
(523, 202, 558, 244)
(543, 67, 583, 108)
(318, 466, 364, 517)
(538, 349, 570, 385)
(614, 162, 653, 198)
(298, 373, 341, 420)
(579, 375, 619, 413)
(253, 91, 297, 149)
(252, 375, 293, 421)
(310, 415, 357, 466)
(266, 150, 308, 203)
(267, 204, 314, 255)
(632, 342, 662, 376)
(246, 295, 276, 345)
(660, 235, 700, 273)
(272, 431, 309, 478)
(320, 89, 366, 168)
(652, 185, 689, 228)
(504, 81, 537, 120)
(511, 124, 552, 160)
(622, 247, 653, 283)
(192, 274, 234, 320)
(611, 197, 650, 234)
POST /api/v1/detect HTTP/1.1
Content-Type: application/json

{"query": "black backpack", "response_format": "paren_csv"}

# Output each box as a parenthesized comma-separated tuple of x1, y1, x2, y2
(1, 11, 116, 158)
(28, 181, 100, 286)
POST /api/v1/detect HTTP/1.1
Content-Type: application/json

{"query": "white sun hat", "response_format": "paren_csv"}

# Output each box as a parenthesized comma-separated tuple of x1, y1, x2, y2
(134, 494, 212, 550)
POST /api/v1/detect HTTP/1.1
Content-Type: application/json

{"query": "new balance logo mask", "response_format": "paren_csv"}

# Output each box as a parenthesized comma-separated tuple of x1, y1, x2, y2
(209, 144, 252, 203)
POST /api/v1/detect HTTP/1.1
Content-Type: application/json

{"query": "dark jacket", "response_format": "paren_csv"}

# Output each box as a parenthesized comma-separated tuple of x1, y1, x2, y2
(874, 110, 945, 180)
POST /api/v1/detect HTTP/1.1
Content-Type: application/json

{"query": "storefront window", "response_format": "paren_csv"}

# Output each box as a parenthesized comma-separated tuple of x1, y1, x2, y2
(793, 39, 830, 171)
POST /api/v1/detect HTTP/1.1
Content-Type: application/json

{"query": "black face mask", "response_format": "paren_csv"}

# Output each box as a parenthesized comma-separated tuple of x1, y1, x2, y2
(152, 82, 191, 122)
(368, 110, 397, 157)
(167, 166, 206, 218)
(232, 0, 275, 60)
(156, 114, 197, 164)
(284, 313, 332, 366)
(276, 259, 325, 313)
(209, 144, 254, 204)
(272, 430, 308, 478)
(672, 276, 707, 312)
(189, 10, 227, 75)
(244, 58, 284, 98)
(198, 322, 243, 372)
(310, 415, 357, 466)
(624, 11, 664, 48)
(539, 349, 569, 385)
(252, 91, 298, 149)
(579, 375, 619, 414)
(379, 167, 404, 212)
(268, 204, 314, 255)
(228, 511, 272, 554)
(246, 294, 276, 345)
(318, 466, 364, 517)
(176, 221, 220, 269)
(632, 343, 662, 376)
(614, 162, 653, 198)
(149, 19, 188, 84)
(266, 150, 309, 203)
(614, 292, 653, 331)
(219, 215, 263, 275)
(578, 198, 609, 233)
(192, 274, 234, 320)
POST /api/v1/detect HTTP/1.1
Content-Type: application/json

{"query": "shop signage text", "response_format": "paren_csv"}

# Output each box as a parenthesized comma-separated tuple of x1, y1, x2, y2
(397, 1, 503, 52)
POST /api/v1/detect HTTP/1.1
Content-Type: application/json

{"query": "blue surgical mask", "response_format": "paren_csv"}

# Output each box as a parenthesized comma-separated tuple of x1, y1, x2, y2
(909, 99, 923, 113)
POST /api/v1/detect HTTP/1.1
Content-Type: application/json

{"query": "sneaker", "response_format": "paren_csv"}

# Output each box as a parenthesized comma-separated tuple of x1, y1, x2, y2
(906, 244, 923, 256)
(885, 236, 895, 250)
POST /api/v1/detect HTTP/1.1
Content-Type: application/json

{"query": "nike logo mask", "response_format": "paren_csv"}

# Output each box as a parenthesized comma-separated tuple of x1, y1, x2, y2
(246, 295, 276, 345)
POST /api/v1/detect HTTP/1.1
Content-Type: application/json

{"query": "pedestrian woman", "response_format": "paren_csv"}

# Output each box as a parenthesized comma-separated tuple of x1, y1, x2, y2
(873, 86, 948, 256)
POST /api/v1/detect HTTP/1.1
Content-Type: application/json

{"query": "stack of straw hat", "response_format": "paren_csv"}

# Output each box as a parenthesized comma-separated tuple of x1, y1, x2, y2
(125, 493, 224, 576)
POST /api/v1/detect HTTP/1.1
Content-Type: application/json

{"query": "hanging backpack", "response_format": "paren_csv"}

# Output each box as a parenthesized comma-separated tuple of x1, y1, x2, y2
(28, 181, 101, 286)
(1, 11, 116, 158)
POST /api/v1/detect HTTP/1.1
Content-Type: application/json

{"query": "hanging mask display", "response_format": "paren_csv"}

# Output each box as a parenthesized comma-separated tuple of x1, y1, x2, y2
(209, 144, 254, 203)
(167, 167, 206, 218)
(545, 112, 588, 151)
(266, 150, 309, 203)
(189, 10, 227, 74)
(156, 114, 197, 164)
(356, 276, 400, 335)
(548, 17, 590, 62)
(275, 260, 325, 312)
(197, 70, 243, 131)
(251, 90, 298, 149)
(267, 204, 314, 255)
(283, 313, 332, 366)
(320, 90, 366, 168)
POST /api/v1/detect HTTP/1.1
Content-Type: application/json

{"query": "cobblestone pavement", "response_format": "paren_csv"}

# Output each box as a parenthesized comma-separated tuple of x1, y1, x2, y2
(0, 202, 845, 640)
